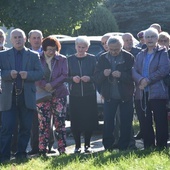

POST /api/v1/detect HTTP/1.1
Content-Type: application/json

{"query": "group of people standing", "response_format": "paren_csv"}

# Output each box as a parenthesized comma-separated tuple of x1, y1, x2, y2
(0, 28, 98, 163)
(0, 22, 170, 163)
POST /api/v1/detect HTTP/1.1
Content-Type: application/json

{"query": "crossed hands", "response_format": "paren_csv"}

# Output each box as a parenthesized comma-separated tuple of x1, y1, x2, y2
(11, 70, 28, 79)
(73, 76, 90, 83)
(104, 69, 121, 78)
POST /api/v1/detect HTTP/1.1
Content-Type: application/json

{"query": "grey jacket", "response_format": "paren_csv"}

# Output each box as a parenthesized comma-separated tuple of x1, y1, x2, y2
(132, 46, 170, 100)
(0, 47, 43, 111)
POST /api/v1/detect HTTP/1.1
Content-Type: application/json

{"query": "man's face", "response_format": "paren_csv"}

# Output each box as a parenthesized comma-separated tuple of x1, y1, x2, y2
(29, 32, 42, 50)
(123, 35, 133, 51)
(108, 42, 122, 56)
(101, 36, 109, 51)
(0, 32, 5, 47)
(11, 31, 26, 50)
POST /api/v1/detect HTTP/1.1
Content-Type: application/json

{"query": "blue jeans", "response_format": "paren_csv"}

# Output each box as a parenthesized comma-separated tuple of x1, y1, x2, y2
(0, 93, 34, 161)
(103, 98, 134, 150)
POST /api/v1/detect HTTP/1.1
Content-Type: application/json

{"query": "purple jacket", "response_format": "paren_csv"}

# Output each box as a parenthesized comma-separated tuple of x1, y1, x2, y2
(36, 53, 69, 98)
(132, 46, 170, 100)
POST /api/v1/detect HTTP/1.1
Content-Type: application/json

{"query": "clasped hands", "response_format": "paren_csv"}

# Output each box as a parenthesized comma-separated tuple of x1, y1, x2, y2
(11, 70, 28, 79)
(139, 78, 149, 90)
(104, 69, 121, 78)
(73, 76, 90, 83)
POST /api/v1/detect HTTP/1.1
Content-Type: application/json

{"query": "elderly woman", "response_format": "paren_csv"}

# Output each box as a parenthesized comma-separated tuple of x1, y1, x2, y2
(158, 31, 170, 52)
(132, 28, 170, 149)
(36, 36, 69, 155)
(67, 36, 98, 153)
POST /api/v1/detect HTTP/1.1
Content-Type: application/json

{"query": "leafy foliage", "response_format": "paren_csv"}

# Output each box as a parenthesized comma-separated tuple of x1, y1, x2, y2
(104, 0, 170, 36)
(0, 0, 102, 36)
(78, 5, 119, 36)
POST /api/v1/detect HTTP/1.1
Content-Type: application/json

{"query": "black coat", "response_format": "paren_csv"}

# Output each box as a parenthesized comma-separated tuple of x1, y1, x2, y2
(94, 49, 134, 101)
(67, 53, 97, 96)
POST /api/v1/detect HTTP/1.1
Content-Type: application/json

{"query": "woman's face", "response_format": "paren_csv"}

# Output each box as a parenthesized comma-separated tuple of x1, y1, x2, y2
(44, 46, 57, 57)
(144, 33, 158, 48)
(158, 37, 170, 49)
(75, 42, 88, 57)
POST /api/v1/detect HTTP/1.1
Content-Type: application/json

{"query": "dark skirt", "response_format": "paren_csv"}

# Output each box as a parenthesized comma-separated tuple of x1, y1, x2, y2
(69, 95, 98, 132)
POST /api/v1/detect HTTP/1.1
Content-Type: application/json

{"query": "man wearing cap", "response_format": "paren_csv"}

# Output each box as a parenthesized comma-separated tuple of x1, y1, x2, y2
(136, 31, 147, 49)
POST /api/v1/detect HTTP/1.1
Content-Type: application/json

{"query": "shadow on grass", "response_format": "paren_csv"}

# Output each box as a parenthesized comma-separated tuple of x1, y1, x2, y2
(2, 148, 170, 169)
(48, 147, 170, 169)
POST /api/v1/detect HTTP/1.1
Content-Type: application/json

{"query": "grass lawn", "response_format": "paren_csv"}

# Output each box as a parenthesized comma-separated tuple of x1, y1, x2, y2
(1, 119, 170, 169)
(0, 148, 170, 170)
(1, 148, 170, 170)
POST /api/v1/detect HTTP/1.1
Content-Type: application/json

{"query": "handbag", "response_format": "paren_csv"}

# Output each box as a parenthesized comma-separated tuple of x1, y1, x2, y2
(36, 59, 57, 104)
(36, 86, 52, 104)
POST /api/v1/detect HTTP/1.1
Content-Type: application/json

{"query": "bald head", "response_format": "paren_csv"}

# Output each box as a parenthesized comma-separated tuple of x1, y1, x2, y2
(122, 33, 134, 51)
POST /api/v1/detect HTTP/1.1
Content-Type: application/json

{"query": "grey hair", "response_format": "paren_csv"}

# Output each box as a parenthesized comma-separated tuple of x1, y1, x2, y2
(75, 36, 90, 47)
(28, 29, 43, 39)
(144, 27, 159, 39)
(107, 36, 124, 48)
(122, 32, 134, 40)
(10, 28, 26, 40)
(0, 29, 6, 39)
(159, 31, 170, 40)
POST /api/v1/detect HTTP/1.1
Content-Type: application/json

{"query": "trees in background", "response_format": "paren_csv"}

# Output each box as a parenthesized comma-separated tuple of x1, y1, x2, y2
(78, 6, 119, 36)
(0, 0, 102, 36)
(104, 0, 170, 36)
(1, 0, 170, 37)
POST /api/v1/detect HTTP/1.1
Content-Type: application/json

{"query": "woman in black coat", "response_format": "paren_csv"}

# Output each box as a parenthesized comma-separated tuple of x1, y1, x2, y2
(67, 36, 98, 153)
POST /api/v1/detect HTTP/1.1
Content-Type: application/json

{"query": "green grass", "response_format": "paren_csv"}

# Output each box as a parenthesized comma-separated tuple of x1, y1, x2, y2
(1, 119, 170, 170)
(1, 149, 170, 170)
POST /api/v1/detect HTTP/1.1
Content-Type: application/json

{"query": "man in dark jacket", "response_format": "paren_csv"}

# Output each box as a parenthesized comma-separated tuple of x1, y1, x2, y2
(94, 36, 134, 151)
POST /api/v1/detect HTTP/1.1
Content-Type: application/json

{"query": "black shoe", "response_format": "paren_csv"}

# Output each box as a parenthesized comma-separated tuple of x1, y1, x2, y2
(105, 143, 119, 152)
(74, 148, 81, 154)
(84, 146, 93, 153)
(39, 150, 47, 157)
(48, 150, 56, 154)
(134, 131, 143, 140)
(14, 152, 27, 160)
(128, 145, 138, 150)
(27, 150, 39, 155)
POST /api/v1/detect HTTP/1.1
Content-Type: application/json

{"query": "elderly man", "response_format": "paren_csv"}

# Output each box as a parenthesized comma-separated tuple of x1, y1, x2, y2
(0, 28, 43, 163)
(28, 29, 43, 53)
(122, 33, 141, 58)
(150, 23, 162, 33)
(94, 36, 134, 151)
(136, 30, 147, 49)
(122, 32, 142, 141)
(27, 29, 43, 155)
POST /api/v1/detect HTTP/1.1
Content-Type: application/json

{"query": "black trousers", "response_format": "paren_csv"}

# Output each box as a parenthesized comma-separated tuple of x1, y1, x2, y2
(71, 129, 93, 149)
(30, 110, 39, 152)
(135, 95, 168, 149)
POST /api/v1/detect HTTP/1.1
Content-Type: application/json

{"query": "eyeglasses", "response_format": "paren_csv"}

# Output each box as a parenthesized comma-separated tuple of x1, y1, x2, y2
(46, 48, 57, 52)
(101, 42, 107, 46)
(158, 39, 169, 43)
(145, 35, 157, 39)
